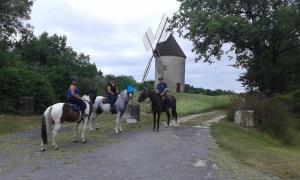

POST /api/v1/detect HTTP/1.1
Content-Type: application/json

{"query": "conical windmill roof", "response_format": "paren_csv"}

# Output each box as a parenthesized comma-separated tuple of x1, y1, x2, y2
(155, 34, 186, 58)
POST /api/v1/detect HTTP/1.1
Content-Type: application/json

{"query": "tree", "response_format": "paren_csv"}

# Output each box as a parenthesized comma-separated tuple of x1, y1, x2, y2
(0, 0, 34, 47)
(170, 0, 300, 93)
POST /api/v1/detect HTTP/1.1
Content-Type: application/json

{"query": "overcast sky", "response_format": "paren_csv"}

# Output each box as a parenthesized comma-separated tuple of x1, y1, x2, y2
(30, 0, 245, 92)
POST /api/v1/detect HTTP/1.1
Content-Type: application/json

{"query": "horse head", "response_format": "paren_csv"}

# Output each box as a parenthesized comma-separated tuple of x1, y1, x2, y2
(138, 88, 149, 102)
(88, 89, 97, 104)
(82, 95, 91, 103)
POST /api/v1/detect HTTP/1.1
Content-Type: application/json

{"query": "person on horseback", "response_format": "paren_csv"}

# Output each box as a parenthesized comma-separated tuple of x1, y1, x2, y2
(156, 76, 168, 108)
(107, 79, 119, 113)
(67, 78, 87, 115)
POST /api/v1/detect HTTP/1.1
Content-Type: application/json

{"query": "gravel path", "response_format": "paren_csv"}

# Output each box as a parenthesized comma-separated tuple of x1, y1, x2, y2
(0, 112, 278, 180)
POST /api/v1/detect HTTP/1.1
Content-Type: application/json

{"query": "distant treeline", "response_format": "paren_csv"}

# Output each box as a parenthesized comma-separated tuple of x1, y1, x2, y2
(184, 84, 235, 96)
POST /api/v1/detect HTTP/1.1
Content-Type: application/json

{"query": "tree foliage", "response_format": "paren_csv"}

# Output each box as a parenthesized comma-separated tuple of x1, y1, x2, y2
(0, 0, 34, 47)
(170, 0, 300, 93)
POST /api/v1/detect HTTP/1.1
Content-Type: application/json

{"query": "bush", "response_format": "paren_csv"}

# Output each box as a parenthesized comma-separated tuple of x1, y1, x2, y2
(0, 68, 56, 114)
(245, 94, 290, 142)
(226, 93, 290, 142)
(226, 95, 246, 121)
(276, 90, 300, 114)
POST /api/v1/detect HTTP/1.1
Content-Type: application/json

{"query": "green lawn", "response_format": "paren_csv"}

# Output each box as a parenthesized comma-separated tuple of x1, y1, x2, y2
(211, 121, 300, 179)
(0, 93, 230, 136)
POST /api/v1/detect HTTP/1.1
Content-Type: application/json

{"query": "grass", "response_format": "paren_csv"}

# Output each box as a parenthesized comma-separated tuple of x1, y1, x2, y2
(0, 93, 230, 136)
(171, 92, 230, 116)
(0, 115, 41, 135)
(211, 120, 300, 179)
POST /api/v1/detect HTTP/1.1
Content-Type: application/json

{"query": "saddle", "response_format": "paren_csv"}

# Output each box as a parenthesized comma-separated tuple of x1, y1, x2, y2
(68, 104, 81, 112)
(101, 98, 109, 104)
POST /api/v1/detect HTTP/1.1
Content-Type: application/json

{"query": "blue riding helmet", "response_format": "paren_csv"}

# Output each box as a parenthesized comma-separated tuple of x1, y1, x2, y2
(126, 84, 135, 94)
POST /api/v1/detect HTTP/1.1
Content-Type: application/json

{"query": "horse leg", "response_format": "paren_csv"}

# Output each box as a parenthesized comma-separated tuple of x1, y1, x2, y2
(172, 105, 178, 125)
(89, 113, 95, 131)
(152, 112, 156, 131)
(119, 114, 123, 133)
(157, 112, 161, 132)
(52, 123, 61, 150)
(165, 110, 170, 127)
(81, 117, 88, 143)
(115, 112, 121, 134)
(72, 122, 79, 142)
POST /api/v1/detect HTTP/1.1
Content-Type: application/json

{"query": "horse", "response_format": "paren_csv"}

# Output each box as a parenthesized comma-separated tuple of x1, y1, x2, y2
(90, 88, 134, 134)
(138, 89, 177, 131)
(40, 94, 93, 151)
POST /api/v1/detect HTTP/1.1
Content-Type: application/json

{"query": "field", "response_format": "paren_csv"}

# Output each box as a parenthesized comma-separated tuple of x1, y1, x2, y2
(211, 121, 300, 179)
(0, 93, 231, 136)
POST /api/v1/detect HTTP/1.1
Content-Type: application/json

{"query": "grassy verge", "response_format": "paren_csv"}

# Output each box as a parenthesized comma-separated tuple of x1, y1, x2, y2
(0, 115, 41, 135)
(0, 93, 230, 136)
(211, 120, 300, 179)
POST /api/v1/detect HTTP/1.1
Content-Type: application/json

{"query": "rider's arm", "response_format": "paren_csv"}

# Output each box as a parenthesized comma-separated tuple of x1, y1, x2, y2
(160, 84, 168, 96)
(70, 85, 80, 99)
(116, 86, 119, 94)
(107, 85, 114, 95)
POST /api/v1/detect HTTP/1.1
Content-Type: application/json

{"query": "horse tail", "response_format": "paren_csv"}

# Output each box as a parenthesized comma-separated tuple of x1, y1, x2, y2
(41, 106, 52, 145)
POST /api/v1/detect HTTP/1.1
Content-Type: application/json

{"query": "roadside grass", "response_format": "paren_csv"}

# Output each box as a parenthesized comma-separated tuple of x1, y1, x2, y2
(211, 120, 300, 179)
(0, 115, 41, 136)
(0, 93, 230, 136)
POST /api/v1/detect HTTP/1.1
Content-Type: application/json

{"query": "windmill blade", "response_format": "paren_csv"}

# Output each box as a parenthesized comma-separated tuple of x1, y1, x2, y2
(142, 55, 154, 83)
(142, 28, 155, 52)
(154, 14, 169, 44)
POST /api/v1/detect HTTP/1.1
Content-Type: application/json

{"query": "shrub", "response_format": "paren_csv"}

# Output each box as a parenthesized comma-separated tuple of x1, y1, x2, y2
(226, 95, 246, 121)
(0, 68, 56, 114)
(245, 94, 290, 142)
(276, 90, 300, 114)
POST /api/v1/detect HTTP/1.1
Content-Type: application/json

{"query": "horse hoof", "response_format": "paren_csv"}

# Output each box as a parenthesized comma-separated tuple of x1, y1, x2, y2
(82, 139, 86, 143)
(54, 146, 59, 150)
(73, 139, 78, 143)
(96, 127, 99, 131)
(156, 129, 159, 132)
(40, 147, 46, 152)
(89, 129, 94, 131)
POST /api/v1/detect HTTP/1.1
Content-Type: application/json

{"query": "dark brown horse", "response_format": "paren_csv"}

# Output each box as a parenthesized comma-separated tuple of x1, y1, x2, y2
(138, 89, 177, 131)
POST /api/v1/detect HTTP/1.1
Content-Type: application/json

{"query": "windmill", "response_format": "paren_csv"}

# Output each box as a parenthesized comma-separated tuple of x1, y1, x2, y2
(141, 14, 170, 83)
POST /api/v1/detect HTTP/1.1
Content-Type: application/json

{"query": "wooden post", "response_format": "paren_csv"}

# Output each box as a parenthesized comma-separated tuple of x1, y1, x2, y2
(18, 96, 34, 116)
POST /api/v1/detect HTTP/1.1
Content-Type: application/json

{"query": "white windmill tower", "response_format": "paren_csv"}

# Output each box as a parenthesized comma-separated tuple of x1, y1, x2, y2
(142, 14, 186, 92)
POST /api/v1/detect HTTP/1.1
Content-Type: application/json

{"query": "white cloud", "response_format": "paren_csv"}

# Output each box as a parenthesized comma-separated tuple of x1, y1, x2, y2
(30, 0, 245, 92)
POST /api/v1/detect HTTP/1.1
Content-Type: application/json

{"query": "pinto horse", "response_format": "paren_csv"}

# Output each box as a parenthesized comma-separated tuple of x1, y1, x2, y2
(138, 89, 177, 131)
(90, 89, 134, 134)
(40, 95, 93, 151)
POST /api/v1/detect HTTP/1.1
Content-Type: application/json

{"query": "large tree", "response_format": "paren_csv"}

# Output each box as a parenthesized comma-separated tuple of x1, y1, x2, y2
(0, 0, 34, 46)
(170, 0, 300, 93)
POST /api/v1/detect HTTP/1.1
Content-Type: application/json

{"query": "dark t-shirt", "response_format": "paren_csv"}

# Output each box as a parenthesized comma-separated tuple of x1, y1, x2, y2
(157, 82, 168, 94)
(108, 83, 118, 95)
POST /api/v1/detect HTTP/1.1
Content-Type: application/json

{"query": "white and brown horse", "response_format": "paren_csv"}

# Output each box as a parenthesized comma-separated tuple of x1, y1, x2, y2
(40, 95, 92, 151)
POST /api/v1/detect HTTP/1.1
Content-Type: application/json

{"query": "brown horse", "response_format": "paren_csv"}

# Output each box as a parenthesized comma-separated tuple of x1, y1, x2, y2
(138, 89, 177, 131)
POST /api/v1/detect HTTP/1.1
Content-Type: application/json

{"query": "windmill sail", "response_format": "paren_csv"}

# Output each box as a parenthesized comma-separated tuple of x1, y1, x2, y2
(142, 55, 154, 82)
(141, 14, 170, 83)
(142, 28, 155, 52)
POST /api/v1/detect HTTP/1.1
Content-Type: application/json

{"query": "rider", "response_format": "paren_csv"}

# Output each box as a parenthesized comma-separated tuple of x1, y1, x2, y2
(156, 76, 168, 108)
(107, 79, 119, 113)
(67, 78, 87, 115)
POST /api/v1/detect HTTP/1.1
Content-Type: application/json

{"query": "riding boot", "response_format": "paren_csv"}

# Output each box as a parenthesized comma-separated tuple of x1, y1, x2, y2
(110, 105, 116, 114)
